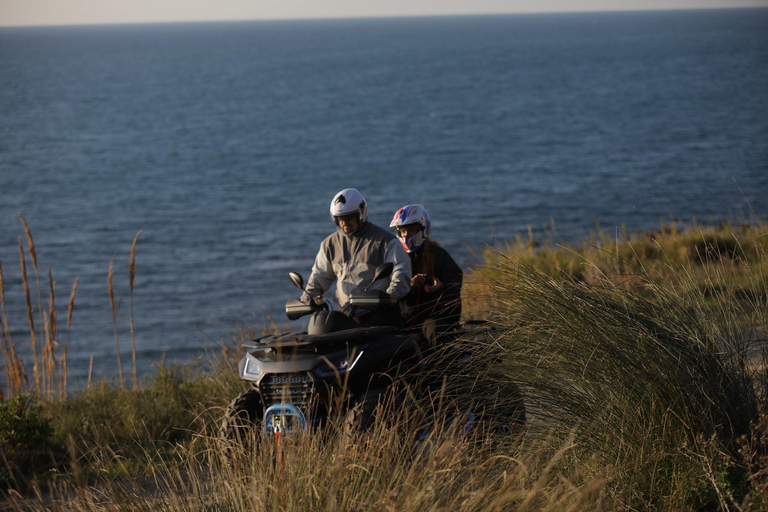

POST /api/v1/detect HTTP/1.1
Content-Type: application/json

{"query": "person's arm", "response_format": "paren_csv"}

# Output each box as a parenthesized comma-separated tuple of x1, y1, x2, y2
(423, 246, 462, 295)
(384, 239, 411, 300)
(302, 245, 336, 303)
(441, 251, 463, 291)
(437, 249, 463, 322)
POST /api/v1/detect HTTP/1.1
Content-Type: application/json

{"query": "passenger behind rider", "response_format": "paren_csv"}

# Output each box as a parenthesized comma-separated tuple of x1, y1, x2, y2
(390, 204, 463, 349)
(302, 188, 411, 327)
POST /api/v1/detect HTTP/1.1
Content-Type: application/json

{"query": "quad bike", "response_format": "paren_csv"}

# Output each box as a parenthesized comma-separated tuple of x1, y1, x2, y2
(220, 264, 424, 445)
(220, 263, 526, 451)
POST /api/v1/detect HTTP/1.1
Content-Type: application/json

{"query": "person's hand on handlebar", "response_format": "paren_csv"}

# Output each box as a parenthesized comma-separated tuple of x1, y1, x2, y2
(301, 293, 327, 307)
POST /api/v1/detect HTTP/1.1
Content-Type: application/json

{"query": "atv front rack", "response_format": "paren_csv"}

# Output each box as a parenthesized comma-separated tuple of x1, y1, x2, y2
(243, 325, 398, 349)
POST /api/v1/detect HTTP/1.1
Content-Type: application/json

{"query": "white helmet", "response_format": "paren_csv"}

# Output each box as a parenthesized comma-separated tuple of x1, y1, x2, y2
(390, 204, 431, 252)
(330, 188, 368, 223)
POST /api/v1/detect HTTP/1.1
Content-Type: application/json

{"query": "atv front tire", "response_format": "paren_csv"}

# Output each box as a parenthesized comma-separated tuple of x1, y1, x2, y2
(219, 390, 263, 460)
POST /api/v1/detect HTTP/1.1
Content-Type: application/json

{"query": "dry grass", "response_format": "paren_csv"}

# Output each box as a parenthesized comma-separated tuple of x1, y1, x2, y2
(108, 256, 124, 387)
(60, 277, 78, 396)
(465, 219, 767, 509)
(129, 231, 142, 390)
(1, 217, 767, 510)
(0, 260, 25, 398)
(0, 217, 143, 399)
(4, 399, 615, 512)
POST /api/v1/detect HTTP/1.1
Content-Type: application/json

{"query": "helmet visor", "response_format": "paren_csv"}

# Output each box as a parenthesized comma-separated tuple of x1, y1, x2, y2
(334, 212, 361, 226)
(394, 223, 422, 237)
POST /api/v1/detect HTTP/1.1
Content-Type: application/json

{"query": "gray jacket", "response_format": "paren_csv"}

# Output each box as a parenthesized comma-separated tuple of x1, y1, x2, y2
(303, 222, 411, 308)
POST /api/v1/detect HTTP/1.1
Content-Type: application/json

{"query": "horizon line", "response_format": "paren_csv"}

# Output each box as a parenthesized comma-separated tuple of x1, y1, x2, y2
(1, 5, 766, 29)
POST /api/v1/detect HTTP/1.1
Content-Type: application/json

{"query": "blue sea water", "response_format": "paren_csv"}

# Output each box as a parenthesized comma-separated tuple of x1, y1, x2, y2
(1, 9, 767, 387)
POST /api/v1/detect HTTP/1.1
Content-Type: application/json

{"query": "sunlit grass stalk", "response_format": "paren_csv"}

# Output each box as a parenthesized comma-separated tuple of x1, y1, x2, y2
(0, 259, 25, 398)
(18, 237, 39, 394)
(19, 214, 46, 395)
(0, 262, 9, 401)
(1, 217, 78, 399)
(42, 311, 51, 400)
(129, 231, 141, 390)
(62, 277, 78, 396)
(87, 355, 93, 390)
(45, 268, 57, 399)
(108, 257, 124, 387)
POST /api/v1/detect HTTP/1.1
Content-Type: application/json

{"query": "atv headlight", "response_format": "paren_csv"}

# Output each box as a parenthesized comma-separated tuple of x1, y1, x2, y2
(243, 358, 261, 379)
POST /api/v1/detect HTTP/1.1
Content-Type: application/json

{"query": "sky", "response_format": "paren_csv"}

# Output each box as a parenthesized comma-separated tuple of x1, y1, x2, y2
(1, 0, 767, 27)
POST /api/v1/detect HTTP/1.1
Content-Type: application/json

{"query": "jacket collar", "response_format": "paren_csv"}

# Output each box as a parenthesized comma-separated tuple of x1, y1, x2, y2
(340, 221, 368, 238)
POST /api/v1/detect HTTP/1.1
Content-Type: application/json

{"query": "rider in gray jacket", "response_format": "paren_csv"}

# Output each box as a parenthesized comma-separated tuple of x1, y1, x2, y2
(302, 188, 411, 310)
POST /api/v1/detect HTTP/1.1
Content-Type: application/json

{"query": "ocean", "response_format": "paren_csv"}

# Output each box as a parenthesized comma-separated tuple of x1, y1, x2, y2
(1, 9, 766, 387)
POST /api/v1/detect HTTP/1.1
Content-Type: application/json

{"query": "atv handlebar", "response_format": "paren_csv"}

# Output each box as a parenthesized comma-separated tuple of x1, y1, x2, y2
(285, 298, 328, 320)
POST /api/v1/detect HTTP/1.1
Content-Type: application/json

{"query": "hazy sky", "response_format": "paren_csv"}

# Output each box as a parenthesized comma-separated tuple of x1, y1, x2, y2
(1, 0, 767, 27)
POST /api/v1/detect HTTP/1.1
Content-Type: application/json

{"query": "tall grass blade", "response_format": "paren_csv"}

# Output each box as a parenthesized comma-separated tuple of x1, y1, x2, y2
(129, 230, 141, 390)
(108, 256, 124, 387)
(63, 277, 78, 395)
(19, 214, 45, 393)
(0, 260, 10, 400)
(729, 171, 764, 232)
(0, 260, 26, 397)
(87, 354, 93, 390)
(18, 237, 39, 393)
(45, 267, 57, 399)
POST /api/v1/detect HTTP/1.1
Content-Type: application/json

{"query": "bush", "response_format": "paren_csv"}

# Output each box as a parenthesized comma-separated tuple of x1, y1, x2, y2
(0, 395, 61, 488)
(41, 357, 245, 480)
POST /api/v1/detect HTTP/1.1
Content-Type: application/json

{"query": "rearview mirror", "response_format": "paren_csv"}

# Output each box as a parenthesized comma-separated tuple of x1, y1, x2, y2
(289, 272, 305, 290)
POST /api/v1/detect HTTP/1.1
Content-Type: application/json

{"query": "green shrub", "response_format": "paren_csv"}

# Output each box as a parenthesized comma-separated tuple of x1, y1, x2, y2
(0, 395, 61, 488)
(42, 355, 245, 479)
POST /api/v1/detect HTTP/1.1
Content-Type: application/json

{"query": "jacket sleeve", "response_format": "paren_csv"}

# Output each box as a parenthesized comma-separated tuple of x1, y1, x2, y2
(441, 250, 463, 290)
(423, 245, 462, 323)
(385, 238, 411, 300)
(303, 242, 336, 303)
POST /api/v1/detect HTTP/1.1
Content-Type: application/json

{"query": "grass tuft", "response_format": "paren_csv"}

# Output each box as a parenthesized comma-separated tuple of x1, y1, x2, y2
(468, 219, 766, 509)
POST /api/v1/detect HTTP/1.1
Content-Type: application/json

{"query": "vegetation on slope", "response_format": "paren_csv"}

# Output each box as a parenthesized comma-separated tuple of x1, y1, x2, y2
(0, 218, 766, 510)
